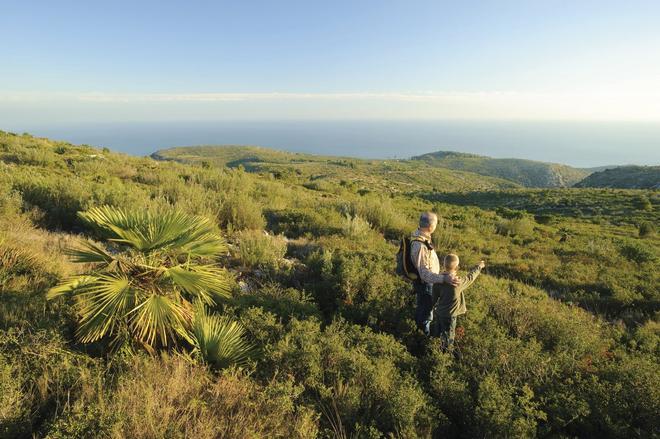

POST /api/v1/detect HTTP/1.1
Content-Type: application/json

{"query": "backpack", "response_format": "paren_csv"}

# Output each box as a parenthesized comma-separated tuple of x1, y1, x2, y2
(396, 236, 434, 283)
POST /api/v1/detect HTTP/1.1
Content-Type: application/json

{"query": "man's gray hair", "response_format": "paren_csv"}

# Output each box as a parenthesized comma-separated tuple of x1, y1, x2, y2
(419, 212, 438, 228)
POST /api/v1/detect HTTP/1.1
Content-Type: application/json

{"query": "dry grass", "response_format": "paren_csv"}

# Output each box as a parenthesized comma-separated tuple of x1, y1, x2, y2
(104, 355, 319, 439)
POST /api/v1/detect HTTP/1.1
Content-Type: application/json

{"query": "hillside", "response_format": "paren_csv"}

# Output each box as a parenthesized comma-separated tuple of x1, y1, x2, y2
(154, 145, 521, 194)
(574, 165, 660, 189)
(1, 131, 659, 438)
(411, 150, 592, 187)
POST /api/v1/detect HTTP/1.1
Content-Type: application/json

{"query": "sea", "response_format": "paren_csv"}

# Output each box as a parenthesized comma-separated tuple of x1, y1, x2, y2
(6, 120, 660, 168)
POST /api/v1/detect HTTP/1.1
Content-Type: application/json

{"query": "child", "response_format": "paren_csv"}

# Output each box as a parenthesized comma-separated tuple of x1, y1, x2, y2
(432, 254, 485, 353)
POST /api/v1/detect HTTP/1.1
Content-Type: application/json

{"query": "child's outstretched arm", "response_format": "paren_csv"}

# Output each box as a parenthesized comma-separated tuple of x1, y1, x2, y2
(460, 260, 485, 292)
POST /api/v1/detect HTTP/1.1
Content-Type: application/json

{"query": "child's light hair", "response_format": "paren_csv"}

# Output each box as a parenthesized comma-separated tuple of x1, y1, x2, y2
(444, 253, 460, 271)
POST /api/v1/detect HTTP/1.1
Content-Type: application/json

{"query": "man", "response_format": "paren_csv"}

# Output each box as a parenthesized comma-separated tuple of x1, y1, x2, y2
(410, 212, 460, 336)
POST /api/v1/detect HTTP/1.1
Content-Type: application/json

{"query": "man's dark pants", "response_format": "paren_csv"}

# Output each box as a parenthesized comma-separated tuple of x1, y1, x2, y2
(414, 282, 434, 336)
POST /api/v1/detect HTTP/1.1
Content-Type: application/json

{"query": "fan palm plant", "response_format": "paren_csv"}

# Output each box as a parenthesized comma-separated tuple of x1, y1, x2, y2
(191, 303, 256, 369)
(48, 206, 253, 365)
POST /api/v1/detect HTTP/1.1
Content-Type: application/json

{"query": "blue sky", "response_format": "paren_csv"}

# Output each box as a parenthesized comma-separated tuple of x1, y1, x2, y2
(2, 0, 660, 122)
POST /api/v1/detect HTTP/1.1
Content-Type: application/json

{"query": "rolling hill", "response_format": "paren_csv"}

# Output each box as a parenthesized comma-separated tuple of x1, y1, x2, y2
(153, 145, 521, 194)
(574, 165, 660, 189)
(410, 150, 592, 188)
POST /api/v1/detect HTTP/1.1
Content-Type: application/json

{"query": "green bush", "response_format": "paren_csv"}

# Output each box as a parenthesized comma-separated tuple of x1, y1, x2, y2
(14, 175, 92, 230)
(633, 194, 652, 211)
(0, 329, 102, 438)
(632, 320, 660, 356)
(341, 213, 372, 238)
(496, 217, 534, 238)
(351, 195, 408, 237)
(218, 191, 265, 231)
(0, 187, 21, 218)
(235, 230, 287, 269)
(266, 208, 341, 238)
(46, 356, 319, 439)
(473, 375, 545, 438)
(0, 243, 50, 292)
(638, 221, 655, 238)
(619, 240, 657, 264)
(235, 282, 320, 322)
(263, 318, 436, 437)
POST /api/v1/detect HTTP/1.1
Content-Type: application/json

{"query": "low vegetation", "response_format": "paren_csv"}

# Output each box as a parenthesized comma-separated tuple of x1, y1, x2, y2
(575, 165, 660, 189)
(411, 150, 592, 187)
(1, 131, 658, 438)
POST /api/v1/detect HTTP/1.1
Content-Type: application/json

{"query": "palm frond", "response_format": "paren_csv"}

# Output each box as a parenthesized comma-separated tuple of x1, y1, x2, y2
(64, 240, 115, 264)
(166, 265, 233, 303)
(58, 206, 235, 355)
(78, 206, 227, 257)
(129, 294, 191, 347)
(75, 274, 135, 343)
(191, 306, 256, 369)
(149, 211, 227, 257)
(47, 275, 98, 299)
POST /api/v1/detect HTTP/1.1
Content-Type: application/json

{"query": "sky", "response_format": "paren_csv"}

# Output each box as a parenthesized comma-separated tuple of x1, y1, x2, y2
(1, 0, 660, 123)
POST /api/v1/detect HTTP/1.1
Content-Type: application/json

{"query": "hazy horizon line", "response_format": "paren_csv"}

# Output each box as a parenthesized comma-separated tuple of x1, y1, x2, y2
(2, 90, 660, 122)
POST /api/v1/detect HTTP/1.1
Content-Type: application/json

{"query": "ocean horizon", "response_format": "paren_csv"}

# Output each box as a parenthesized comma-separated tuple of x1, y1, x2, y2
(5, 120, 660, 168)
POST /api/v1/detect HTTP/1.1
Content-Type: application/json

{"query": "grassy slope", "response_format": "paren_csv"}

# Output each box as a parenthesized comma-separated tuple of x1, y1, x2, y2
(1, 131, 659, 437)
(156, 143, 659, 315)
(411, 150, 592, 187)
(154, 145, 522, 194)
(574, 165, 660, 189)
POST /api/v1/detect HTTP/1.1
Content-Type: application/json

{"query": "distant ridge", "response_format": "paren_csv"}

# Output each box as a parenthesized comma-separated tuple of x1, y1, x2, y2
(152, 144, 521, 193)
(411, 150, 592, 188)
(574, 165, 660, 189)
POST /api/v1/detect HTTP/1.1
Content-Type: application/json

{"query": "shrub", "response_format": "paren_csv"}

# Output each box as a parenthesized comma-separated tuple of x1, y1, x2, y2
(0, 188, 21, 218)
(496, 218, 534, 238)
(235, 282, 320, 322)
(351, 195, 408, 237)
(638, 222, 655, 238)
(0, 243, 49, 292)
(0, 353, 31, 437)
(303, 180, 341, 194)
(632, 320, 660, 355)
(14, 175, 91, 230)
(473, 375, 545, 438)
(633, 194, 652, 211)
(264, 318, 436, 437)
(619, 240, 657, 264)
(218, 192, 265, 231)
(341, 213, 372, 238)
(534, 214, 555, 225)
(0, 328, 102, 438)
(47, 356, 319, 439)
(235, 230, 287, 269)
(266, 208, 341, 238)
(496, 207, 527, 219)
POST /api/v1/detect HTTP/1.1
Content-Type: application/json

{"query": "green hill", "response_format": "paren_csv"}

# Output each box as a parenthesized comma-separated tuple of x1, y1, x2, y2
(411, 150, 592, 187)
(1, 131, 659, 438)
(574, 165, 660, 189)
(154, 145, 521, 194)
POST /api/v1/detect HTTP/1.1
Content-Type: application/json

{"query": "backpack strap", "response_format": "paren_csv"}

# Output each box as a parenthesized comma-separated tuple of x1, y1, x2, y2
(410, 237, 434, 251)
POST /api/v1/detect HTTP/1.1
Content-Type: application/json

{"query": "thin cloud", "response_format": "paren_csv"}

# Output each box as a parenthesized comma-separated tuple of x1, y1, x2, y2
(1, 90, 658, 121)
(0, 90, 571, 103)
